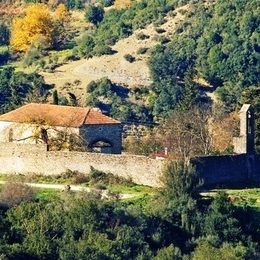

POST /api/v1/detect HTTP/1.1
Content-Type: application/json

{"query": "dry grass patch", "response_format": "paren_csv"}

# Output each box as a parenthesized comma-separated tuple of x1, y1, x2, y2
(42, 5, 189, 104)
(113, 0, 134, 9)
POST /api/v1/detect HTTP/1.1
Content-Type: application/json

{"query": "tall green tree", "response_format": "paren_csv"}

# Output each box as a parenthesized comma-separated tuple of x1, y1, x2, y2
(0, 23, 10, 45)
(0, 67, 46, 113)
(204, 192, 242, 245)
(85, 5, 104, 26)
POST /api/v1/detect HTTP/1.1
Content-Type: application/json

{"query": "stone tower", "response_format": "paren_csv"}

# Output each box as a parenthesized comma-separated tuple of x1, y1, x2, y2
(233, 104, 255, 154)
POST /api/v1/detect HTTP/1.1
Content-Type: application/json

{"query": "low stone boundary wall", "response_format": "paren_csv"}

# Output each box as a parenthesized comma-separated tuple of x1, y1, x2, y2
(0, 143, 164, 187)
(192, 154, 260, 185)
(0, 143, 259, 187)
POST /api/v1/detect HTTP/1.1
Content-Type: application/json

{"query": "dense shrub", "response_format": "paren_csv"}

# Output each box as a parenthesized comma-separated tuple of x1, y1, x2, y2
(158, 35, 170, 44)
(89, 167, 133, 186)
(155, 27, 166, 34)
(0, 182, 35, 207)
(0, 23, 10, 45)
(93, 43, 115, 56)
(75, 33, 95, 57)
(23, 47, 42, 66)
(0, 49, 9, 65)
(136, 32, 150, 40)
(101, 0, 115, 7)
(0, 67, 47, 113)
(153, 17, 167, 27)
(85, 5, 105, 26)
(65, 0, 83, 9)
(124, 54, 135, 63)
(63, 169, 89, 184)
(86, 78, 153, 123)
(137, 47, 148, 55)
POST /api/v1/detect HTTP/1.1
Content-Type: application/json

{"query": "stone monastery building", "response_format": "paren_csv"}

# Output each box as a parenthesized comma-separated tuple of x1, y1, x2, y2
(0, 103, 122, 154)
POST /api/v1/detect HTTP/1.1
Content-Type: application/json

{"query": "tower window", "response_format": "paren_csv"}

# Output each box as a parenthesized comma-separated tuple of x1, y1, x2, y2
(248, 112, 252, 134)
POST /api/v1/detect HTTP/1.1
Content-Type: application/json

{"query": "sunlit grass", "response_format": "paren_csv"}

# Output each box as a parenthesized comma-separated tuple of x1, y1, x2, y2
(0, 45, 8, 52)
(108, 183, 155, 195)
(35, 188, 61, 201)
(0, 173, 156, 199)
(201, 188, 260, 209)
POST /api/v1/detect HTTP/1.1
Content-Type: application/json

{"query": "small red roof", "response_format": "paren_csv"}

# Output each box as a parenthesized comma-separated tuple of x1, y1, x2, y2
(150, 152, 169, 159)
(0, 103, 120, 127)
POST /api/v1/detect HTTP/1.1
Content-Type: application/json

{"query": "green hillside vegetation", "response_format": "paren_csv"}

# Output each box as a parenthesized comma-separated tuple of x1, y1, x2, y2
(0, 0, 259, 151)
(0, 163, 259, 259)
(74, 0, 186, 58)
(149, 0, 259, 116)
(2, 0, 259, 92)
(86, 77, 153, 122)
(0, 67, 49, 113)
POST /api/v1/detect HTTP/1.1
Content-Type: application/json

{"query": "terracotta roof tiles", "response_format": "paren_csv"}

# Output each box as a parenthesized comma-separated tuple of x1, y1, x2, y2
(0, 103, 120, 127)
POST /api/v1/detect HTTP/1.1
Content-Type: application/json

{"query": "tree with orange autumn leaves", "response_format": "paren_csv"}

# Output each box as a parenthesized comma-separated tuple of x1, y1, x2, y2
(54, 3, 70, 23)
(10, 3, 69, 52)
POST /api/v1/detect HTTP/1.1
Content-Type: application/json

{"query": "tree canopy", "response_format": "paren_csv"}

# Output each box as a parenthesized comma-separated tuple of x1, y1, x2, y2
(11, 4, 54, 52)
(10, 3, 69, 52)
(0, 67, 47, 113)
(149, 0, 259, 116)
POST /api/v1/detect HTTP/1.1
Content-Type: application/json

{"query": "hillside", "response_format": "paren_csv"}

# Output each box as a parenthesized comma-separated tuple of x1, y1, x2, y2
(0, 1, 260, 258)
(0, 0, 259, 150)
(42, 5, 188, 103)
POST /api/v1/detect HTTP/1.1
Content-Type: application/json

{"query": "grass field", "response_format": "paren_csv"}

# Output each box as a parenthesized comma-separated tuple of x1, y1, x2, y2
(108, 183, 155, 196)
(201, 188, 260, 209)
(35, 188, 61, 201)
(0, 173, 155, 198)
(1, 174, 259, 207)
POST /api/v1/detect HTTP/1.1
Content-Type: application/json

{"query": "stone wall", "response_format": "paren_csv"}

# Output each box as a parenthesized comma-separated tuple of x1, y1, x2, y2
(0, 121, 122, 154)
(0, 121, 80, 144)
(0, 142, 163, 187)
(0, 142, 259, 187)
(192, 154, 260, 185)
(80, 124, 122, 154)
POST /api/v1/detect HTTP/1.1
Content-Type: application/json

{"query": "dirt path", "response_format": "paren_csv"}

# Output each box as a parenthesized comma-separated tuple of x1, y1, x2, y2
(0, 181, 135, 199)
(42, 6, 188, 104)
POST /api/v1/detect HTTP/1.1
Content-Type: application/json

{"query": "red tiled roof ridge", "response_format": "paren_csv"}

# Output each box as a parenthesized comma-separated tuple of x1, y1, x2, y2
(0, 103, 120, 127)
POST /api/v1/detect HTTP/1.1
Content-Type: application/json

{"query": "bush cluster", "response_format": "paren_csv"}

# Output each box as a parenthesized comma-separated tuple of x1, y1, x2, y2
(149, 0, 259, 117)
(86, 77, 153, 123)
(0, 67, 47, 114)
(137, 47, 148, 55)
(136, 32, 150, 40)
(0, 163, 259, 259)
(100, 0, 115, 7)
(124, 53, 135, 63)
(0, 182, 35, 208)
(74, 0, 178, 58)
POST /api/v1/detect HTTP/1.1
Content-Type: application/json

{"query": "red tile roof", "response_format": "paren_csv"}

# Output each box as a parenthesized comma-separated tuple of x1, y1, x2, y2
(0, 103, 120, 127)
